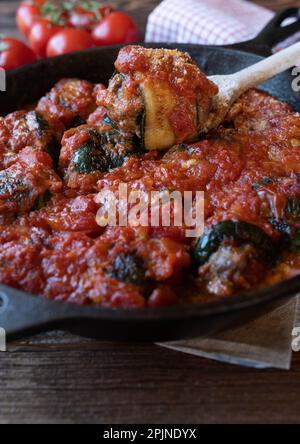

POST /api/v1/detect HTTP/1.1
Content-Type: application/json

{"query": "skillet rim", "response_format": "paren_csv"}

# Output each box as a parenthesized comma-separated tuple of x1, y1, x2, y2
(3, 41, 270, 77)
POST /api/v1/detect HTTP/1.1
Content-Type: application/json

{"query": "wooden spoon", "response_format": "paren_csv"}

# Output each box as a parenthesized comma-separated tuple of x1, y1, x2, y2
(205, 41, 300, 132)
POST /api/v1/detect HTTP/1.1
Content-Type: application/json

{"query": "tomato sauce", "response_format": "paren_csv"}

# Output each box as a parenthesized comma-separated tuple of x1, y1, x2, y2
(1, 71, 300, 308)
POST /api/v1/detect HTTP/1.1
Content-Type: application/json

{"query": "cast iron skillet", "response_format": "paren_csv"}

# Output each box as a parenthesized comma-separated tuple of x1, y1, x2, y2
(0, 9, 300, 342)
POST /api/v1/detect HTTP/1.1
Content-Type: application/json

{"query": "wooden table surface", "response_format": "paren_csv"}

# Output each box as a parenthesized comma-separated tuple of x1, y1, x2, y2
(1, 0, 300, 425)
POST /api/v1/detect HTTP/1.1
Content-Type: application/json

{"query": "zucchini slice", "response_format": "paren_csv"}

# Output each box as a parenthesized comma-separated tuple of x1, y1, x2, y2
(269, 217, 300, 252)
(290, 230, 300, 251)
(141, 79, 176, 151)
(108, 252, 147, 286)
(25, 111, 49, 135)
(285, 198, 300, 221)
(72, 141, 108, 174)
(194, 220, 278, 266)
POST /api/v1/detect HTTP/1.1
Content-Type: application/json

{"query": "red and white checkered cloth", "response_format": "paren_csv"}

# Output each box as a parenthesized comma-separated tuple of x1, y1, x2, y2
(145, 0, 274, 45)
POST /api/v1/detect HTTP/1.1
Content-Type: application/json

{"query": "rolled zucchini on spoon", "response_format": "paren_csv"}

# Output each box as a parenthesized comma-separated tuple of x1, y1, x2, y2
(98, 43, 300, 149)
(97, 46, 218, 151)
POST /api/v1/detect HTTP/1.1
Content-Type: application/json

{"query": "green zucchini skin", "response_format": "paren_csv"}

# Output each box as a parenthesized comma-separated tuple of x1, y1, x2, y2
(25, 111, 49, 135)
(34, 190, 52, 210)
(137, 110, 146, 151)
(194, 220, 278, 266)
(71, 115, 86, 127)
(108, 252, 147, 286)
(45, 138, 61, 167)
(102, 71, 146, 151)
(285, 198, 300, 222)
(72, 141, 108, 174)
(102, 112, 146, 155)
(269, 217, 300, 252)
(71, 133, 134, 176)
(102, 115, 119, 131)
(290, 230, 300, 252)
(268, 198, 300, 252)
(24, 111, 61, 166)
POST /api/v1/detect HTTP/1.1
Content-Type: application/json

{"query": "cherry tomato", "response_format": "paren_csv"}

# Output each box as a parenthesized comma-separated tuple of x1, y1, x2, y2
(69, 7, 96, 29)
(92, 11, 139, 46)
(69, 4, 114, 29)
(46, 29, 93, 57)
(16, 2, 40, 38)
(99, 5, 115, 18)
(0, 37, 37, 71)
(29, 18, 62, 58)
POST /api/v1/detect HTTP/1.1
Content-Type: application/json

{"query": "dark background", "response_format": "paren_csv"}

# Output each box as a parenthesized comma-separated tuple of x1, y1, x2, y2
(1, 0, 300, 425)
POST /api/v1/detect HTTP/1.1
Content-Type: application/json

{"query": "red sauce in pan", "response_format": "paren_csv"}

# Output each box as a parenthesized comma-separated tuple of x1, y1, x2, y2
(1, 73, 300, 308)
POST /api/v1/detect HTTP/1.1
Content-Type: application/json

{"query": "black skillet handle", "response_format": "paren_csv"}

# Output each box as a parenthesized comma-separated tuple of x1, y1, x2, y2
(230, 8, 300, 56)
(0, 284, 81, 340)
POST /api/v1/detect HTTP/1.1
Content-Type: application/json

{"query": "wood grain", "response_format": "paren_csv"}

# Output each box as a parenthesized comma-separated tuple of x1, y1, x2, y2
(1, 333, 300, 424)
(1, 0, 300, 425)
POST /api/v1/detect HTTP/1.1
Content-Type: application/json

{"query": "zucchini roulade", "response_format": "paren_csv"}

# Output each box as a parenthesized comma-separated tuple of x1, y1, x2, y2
(96, 46, 218, 151)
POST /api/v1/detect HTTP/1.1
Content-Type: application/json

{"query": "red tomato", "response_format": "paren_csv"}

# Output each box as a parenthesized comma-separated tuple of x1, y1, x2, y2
(69, 8, 96, 29)
(46, 29, 93, 57)
(0, 37, 37, 71)
(33, 0, 46, 5)
(99, 5, 115, 18)
(29, 18, 62, 58)
(92, 11, 139, 46)
(16, 3, 40, 38)
(69, 4, 114, 29)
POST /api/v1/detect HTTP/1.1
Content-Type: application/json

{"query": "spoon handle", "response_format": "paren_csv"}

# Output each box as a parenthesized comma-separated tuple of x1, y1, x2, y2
(232, 41, 300, 96)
